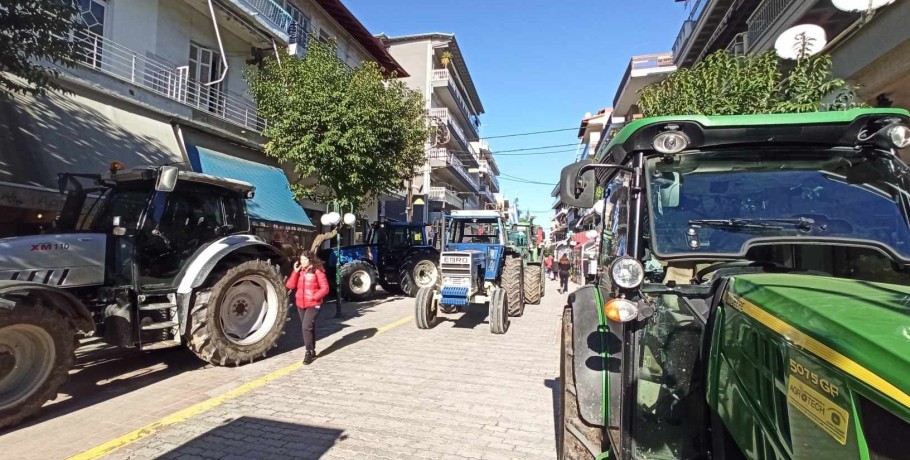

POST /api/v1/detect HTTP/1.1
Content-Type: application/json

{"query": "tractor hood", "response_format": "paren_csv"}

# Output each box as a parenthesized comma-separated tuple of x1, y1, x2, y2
(445, 243, 503, 280)
(0, 233, 107, 287)
(727, 274, 910, 408)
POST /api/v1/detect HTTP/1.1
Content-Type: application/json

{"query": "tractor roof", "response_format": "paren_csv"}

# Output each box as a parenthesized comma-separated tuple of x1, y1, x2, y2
(449, 210, 502, 219)
(595, 108, 910, 165)
(103, 166, 255, 195)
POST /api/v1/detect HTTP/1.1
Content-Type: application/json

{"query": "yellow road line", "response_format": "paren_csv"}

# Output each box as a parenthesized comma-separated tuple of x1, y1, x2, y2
(68, 314, 413, 460)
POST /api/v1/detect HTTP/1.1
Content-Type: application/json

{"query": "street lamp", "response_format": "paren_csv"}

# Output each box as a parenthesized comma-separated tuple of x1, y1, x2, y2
(323, 203, 356, 318)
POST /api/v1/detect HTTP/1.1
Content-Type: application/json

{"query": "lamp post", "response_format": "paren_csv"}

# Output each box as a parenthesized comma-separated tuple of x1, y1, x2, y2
(321, 203, 356, 318)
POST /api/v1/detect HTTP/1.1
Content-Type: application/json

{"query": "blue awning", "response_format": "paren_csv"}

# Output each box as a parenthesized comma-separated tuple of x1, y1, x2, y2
(186, 145, 313, 228)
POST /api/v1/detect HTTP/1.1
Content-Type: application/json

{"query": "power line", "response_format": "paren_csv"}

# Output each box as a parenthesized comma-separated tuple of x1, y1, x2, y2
(481, 127, 579, 139)
(499, 177, 557, 186)
(446, 147, 578, 157)
(493, 143, 580, 153)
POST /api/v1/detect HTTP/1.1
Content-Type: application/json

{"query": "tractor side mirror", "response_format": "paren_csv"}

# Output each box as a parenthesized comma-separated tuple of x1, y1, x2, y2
(559, 160, 596, 208)
(155, 166, 179, 192)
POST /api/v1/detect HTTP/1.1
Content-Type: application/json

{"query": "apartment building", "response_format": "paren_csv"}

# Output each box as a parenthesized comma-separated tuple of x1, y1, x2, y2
(0, 0, 404, 251)
(379, 33, 500, 223)
(671, 0, 910, 108)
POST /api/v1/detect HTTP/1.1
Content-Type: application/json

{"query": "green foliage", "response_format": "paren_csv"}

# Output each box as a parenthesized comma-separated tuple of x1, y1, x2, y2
(0, 0, 79, 94)
(245, 43, 428, 209)
(638, 51, 864, 117)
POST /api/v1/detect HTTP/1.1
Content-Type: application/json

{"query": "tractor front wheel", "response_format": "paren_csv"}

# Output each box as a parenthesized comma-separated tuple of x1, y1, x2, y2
(502, 256, 525, 317)
(0, 297, 76, 429)
(489, 287, 509, 334)
(399, 251, 440, 297)
(186, 259, 288, 366)
(339, 261, 376, 302)
(559, 306, 606, 459)
(523, 264, 542, 305)
(415, 287, 438, 329)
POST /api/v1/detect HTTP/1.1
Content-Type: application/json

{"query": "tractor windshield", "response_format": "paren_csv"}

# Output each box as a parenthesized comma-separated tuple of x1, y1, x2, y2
(448, 218, 502, 244)
(645, 148, 910, 259)
(90, 183, 152, 233)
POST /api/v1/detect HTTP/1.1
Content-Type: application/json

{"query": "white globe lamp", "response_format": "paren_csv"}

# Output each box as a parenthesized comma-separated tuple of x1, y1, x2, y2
(343, 213, 356, 226)
(326, 212, 341, 226)
(320, 214, 331, 226)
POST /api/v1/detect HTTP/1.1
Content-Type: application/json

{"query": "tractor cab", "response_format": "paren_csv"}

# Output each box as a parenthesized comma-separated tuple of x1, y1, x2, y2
(557, 109, 910, 460)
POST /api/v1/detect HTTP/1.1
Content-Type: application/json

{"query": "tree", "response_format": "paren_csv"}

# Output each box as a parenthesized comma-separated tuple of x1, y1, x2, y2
(638, 51, 863, 117)
(0, 0, 79, 94)
(245, 43, 428, 210)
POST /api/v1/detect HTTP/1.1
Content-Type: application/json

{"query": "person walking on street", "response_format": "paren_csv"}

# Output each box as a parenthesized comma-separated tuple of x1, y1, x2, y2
(545, 254, 554, 281)
(557, 254, 571, 293)
(286, 250, 329, 364)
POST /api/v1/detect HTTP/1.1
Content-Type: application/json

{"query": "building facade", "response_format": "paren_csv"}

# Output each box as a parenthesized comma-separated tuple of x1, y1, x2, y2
(0, 0, 404, 256)
(671, 0, 910, 108)
(380, 33, 500, 223)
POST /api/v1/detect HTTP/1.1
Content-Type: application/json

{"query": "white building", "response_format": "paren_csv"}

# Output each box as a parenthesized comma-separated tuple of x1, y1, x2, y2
(379, 33, 500, 222)
(0, 0, 404, 251)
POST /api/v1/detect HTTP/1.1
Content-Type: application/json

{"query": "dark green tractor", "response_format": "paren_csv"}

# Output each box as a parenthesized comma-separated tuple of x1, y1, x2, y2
(557, 108, 910, 460)
(507, 218, 546, 304)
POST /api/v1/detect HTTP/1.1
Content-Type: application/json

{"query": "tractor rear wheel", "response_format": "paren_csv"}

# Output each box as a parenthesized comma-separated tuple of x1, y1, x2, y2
(559, 306, 606, 459)
(186, 259, 288, 366)
(489, 287, 509, 334)
(399, 251, 440, 297)
(502, 256, 525, 317)
(415, 287, 438, 329)
(523, 264, 542, 305)
(339, 261, 376, 301)
(0, 296, 76, 429)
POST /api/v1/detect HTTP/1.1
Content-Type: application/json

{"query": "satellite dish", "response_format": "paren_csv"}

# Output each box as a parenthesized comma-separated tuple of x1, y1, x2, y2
(774, 24, 827, 60)
(831, 0, 895, 12)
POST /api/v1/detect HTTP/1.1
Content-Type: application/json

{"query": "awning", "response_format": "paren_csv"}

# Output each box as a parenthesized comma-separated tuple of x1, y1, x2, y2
(186, 145, 313, 229)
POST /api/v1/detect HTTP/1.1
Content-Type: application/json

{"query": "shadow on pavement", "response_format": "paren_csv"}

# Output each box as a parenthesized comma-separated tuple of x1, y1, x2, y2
(156, 416, 345, 459)
(545, 378, 562, 452)
(318, 327, 378, 358)
(449, 305, 489, 329)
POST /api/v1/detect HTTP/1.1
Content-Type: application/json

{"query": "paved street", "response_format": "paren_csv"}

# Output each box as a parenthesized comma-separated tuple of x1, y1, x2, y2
(0, 279, 570, 460)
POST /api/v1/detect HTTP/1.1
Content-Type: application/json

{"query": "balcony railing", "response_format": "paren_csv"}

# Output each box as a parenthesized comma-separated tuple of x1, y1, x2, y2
(242, 0, 294, 34)
(747, 0, 794, 48)
(72, 28, 265, 132)
(671, 0, 708, 59)
(431, 69, 479, 138)
(428, 186, 466, 208)
(429, 107, 472, 154)
(427, 147, 480, 191)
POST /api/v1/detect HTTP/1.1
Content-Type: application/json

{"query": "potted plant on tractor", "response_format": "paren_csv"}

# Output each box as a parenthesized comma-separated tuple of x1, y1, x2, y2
(557, 109, 910, 460)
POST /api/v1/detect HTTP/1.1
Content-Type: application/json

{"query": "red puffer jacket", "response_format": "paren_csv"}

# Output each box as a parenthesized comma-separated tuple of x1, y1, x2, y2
(285, 268, 329, 309)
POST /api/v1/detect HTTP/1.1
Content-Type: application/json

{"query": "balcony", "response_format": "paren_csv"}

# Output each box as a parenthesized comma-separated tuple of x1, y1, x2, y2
(427, 147, 480, 191)
(432, 69, 479, 138)
(429, 107, 477, 166)
(228, 0, 294, 39)
(672, 0, 708, 61)
(73, 28, 265, 132)
(428, 186, 466, 209)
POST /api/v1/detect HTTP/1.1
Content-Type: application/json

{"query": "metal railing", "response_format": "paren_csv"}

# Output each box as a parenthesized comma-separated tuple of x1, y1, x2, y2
(431, 69, 479, 138)
(243, 0, 294, 34)
(747, 0, 794, 47)
(671, 0, 708, 59)
(72, 28, 265, 132)
(630, 53, 675, 71)
(427, 147, 480, 190)
(429, 107, 472, 154)
(428, 186, 465, 208)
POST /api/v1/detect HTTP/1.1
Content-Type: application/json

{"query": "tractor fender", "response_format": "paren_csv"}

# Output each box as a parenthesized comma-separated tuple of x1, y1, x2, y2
(567, 284, 615, 427)
(0, 280, 95, 334)
(174, 235, 283, 335)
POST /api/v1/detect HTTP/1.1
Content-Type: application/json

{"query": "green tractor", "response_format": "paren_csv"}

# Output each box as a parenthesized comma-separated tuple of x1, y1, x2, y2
(556, 108, 910, 460)
(507, 217, 546, 304)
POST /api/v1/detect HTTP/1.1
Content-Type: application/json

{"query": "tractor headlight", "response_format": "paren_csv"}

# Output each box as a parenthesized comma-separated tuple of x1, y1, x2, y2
(610, 257, 644, 290)
(653, 130, 689, 154)
(603, 298, 639, 323)
(885, 123, 910, 149)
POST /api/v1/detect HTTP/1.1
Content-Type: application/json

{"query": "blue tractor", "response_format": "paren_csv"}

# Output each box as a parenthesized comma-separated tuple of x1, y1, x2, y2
(321, 221, 440, 301)
(414, 210, 525, 334)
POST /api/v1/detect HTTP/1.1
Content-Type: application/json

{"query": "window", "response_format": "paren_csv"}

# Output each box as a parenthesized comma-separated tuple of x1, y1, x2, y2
(284, 2, 310, 49)
(223, 195, 250, 234)
(77, 0, 106, 36)
(188, 43, 224, 114)
(76, 0, 107, 67)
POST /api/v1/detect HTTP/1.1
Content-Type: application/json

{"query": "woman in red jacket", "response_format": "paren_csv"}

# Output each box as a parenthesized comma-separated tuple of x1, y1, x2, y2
(285, 250, 329, 364)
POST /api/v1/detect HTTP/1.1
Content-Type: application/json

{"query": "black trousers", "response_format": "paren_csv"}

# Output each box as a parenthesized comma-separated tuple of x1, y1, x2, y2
(559, 270, 569, 292)
(296, 307, 319, 352)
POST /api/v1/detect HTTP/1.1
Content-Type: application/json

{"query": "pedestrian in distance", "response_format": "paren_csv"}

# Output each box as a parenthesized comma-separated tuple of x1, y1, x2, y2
(545, 254, 554, 281)
(557, 254, 570, 294)
(286, 250, 330, 364)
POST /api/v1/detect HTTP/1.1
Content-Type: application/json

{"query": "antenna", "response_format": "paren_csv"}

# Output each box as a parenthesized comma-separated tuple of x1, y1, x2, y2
(774, 24, 827, 60)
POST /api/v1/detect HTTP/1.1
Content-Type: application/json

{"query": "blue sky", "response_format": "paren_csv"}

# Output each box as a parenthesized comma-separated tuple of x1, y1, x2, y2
(345, 0, 690, 222)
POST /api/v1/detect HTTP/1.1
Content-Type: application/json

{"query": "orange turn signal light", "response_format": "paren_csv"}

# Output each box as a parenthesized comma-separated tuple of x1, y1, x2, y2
(603, 298, 639, 323)
(109, 161, 125, 173)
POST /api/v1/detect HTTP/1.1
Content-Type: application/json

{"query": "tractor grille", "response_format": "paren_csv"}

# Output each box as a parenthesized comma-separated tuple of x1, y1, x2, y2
(441, 286, 469, 305)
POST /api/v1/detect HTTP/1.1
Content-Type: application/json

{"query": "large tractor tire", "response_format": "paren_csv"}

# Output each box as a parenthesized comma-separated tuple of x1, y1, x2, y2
(489, 287, 509, 334)
(415, 287, 438, 329)
(559, 307, 606, 459)
(502, 256, 525, 317)
(523, 264, 543, 305)
(186, 259, 288, 366)
(399, 250, 440, 297)
(378, 280, 404, 296)
(0, 297, 76, 429)
(339, 261, 376, 302)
